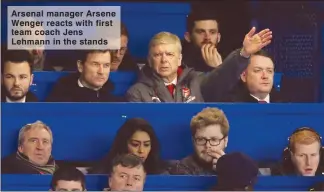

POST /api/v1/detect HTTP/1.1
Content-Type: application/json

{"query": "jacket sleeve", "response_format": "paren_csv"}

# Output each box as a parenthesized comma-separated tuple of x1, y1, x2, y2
(200, 49, 250, 102)
(126, 84, 144, 102)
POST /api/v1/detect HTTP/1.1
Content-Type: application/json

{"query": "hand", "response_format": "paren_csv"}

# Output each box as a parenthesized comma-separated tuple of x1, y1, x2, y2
(207, 149, 225, 170)
(201, 44, 222, 68)
(242, 27, 273, 56)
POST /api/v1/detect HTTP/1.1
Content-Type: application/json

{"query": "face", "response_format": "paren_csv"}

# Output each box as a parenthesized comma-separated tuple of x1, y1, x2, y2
(149, 44, 182, 79)
(111, 35, 128, 72)
(241, 55, 274, 95)
(2, 61, 33, 101)
(27, 49, 45, 63)
(109, 165, 145, 191)
(128, 131, 151, 161)
(291, 142, 321, 176)
(18, 127, 52, 166)
(187, 20, 220, 48)
(77, 51, 111, 89)
(194, 124, 228, 163)
(54, 180, 84, 191)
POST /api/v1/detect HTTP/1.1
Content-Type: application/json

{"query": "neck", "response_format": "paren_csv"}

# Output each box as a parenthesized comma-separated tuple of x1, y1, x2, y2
(251, 92, 268, 100)
(79, 78, 101, 91)
(6, 96, 26, 103)
(162, 73, 177, 84)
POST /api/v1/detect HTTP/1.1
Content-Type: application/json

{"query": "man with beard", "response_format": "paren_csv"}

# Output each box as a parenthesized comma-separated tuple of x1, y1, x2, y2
(169, 107, 229, 175)
(182, 11, 222, 72)
(1, 49, 38, 102)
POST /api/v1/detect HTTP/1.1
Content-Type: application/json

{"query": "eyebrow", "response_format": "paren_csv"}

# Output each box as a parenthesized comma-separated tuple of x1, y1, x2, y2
(131, 139, 151, 143)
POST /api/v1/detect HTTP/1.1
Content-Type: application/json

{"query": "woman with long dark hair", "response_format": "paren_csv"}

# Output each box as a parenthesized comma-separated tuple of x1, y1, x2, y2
(89, 118, 169, 174)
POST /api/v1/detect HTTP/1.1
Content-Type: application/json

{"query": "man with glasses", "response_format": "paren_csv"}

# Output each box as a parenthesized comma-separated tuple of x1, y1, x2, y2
(110, 23, 138, 72)
(170, 107, 229, 175)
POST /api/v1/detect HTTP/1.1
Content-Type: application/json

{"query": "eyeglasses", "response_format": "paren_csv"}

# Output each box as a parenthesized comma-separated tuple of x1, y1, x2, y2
(194, 136, 226, 146)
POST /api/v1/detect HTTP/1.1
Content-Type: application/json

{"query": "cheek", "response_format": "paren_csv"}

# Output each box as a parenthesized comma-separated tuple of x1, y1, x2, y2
(127, 144, 137, 153)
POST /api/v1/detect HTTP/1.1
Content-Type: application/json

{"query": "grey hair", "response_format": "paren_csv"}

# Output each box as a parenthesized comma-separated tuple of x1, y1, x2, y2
(18, 120, 53, 147)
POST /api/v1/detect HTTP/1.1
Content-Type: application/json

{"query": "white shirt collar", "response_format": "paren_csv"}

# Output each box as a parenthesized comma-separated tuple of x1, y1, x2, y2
(250, 94, 270, 103)
(164, 78, 177, 86)
(77, 79, 84, 87)
(6, 96, 26, 103)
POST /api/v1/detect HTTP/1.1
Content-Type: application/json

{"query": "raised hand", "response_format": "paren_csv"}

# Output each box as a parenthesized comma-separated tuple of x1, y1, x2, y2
(201, 44, 222, 68)
(242, 27, 272, 56)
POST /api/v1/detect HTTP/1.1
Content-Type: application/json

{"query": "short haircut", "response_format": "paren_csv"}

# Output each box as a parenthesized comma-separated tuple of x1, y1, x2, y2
(78, 49, 112, 64)
(186, 11, 219, 33)
(252, 49, 273, 61)
(190, 107, 229, 137)
(149, 32, 182, 54)
(121, 22, 129, 38)
(289, 127, 322, 153)
(18, 120, 53, 147)
(111, 154, 146, 174)
(51, 167, 86, 190)
(1, 47, 33, 74)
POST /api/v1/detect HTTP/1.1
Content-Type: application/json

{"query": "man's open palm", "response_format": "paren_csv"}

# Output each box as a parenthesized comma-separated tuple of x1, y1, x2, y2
(243, 27, 272, 55)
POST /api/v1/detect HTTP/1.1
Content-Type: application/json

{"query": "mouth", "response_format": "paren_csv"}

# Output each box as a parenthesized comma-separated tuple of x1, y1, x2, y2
(304, 168, 313, 173)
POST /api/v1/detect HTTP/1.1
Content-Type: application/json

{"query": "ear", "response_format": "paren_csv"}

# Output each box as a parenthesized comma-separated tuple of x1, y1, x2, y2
(240, 71, 247, 82)
(184, 32, 191, 43)
(224, 136, 228, 148)
(18, 145, 23, 153)
(29, 74, 34, 86)
(77, 60, 83, 73)
(217, 33, 221, 43)
(178, 53, 182, 67)
(108, 176, 112, 189)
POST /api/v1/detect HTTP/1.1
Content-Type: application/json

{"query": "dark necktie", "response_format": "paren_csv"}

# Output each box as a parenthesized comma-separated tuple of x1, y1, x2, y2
(258, 100, 268, 104)
(166, 84, 175, 97)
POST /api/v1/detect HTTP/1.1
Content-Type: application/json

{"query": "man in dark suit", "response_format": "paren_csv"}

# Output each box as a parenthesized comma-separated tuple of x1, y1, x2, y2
(231, 50, 282, 103)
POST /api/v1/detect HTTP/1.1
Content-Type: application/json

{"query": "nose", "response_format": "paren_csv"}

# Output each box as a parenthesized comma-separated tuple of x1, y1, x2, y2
(305, 156, 311, 166)
(261, 71, 269, 79)
(161, 53, 168, 63)
(126, 177, 133, 186)
(13, 78, 21, 86)
(36, 141, 44, 150)
(97, 65, 104, 74)
(138, 145, 144, 154)
(205, 140, 212, 148)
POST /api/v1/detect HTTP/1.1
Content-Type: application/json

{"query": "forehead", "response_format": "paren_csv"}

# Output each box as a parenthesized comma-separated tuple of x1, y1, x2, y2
(248, 55, 274, 69)
(193, 20, 218, 30)
(24, 127, 51, 139)
(85, 51, 111, 62)
(56, 180, 83, 190)
(150, 44, 178, 53)
(3, 61, 31, 74)
(131, 131, 150, 140)
(114, 164, 145, 176)
(195, 124, 223, 138)
(294, 142, 321, 153)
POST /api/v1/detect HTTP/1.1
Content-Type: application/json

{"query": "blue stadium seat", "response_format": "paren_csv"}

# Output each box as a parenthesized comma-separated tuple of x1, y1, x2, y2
(2, 103, 324, 162)
(2, 175, 324, 191)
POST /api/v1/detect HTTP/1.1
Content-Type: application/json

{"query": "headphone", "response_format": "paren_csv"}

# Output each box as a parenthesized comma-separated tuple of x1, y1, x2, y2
(282, 127, 324, 175)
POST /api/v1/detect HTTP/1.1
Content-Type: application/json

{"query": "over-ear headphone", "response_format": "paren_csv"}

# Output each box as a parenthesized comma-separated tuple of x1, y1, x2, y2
(282, 127, 324, 175)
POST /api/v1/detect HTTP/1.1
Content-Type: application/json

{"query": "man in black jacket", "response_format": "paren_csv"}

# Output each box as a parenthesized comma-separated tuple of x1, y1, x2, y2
(2, 121, 58, 174)
(46, 49, 124, 102)
(1, 49, 38, 102)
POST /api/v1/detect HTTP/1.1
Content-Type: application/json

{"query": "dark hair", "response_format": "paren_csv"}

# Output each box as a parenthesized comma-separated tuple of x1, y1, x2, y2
(51, 167, 86, 190)
(186, 11, 219, 33)
(111, 153, 146, 174)
(78, 49, 112, 65)
(1, 46, 33, 74)
(253, 49, 273, 61)
(93, 118, 163, 174)
(121, 22, 129, 38)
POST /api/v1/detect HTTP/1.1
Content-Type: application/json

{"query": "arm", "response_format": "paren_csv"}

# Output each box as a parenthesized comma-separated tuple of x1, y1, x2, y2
(126, 85, 144, 102)
(200, 49, 250, 102)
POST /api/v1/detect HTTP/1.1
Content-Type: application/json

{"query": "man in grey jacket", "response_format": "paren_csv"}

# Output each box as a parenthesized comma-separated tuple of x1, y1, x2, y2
(126, 27, 272, 103)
